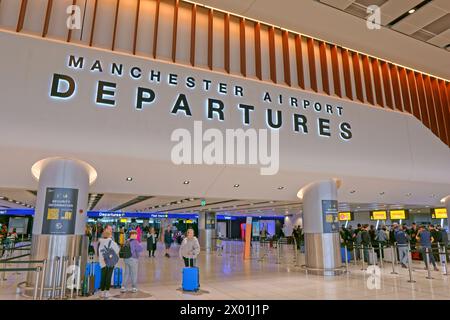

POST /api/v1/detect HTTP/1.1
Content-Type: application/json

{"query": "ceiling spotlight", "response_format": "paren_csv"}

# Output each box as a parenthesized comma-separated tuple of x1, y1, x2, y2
(408, 9, 416, 14)
(183, 180, 190, 185)
(233, 184, 240, 188)
(406, 193, 412, 197)
(350, 190, 356, 194)
(379, 192, 385, 195)
(126, 177, 133, 181)
(277, 186, 284, 190)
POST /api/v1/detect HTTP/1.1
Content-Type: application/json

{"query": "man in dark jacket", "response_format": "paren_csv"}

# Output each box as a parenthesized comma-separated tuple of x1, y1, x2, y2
(429, 225, 441, 262)
(360, 225, 372, 264)
(437, 225, 448, 262)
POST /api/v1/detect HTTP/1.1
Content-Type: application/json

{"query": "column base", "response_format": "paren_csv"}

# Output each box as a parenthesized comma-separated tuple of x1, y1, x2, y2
(304, 233, 343, 276)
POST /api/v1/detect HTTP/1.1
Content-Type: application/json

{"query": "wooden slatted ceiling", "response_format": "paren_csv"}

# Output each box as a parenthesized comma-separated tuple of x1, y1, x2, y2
(89, 0, 98, 47)
(224, 13, 230, 73)
(351, 52, 364, 102)
(190, 3, 196, 67)
(112, 0, 120, 51)
(268, 26, 276, 83)
(389, 64, 403, 111)
(319, 42, 329, 95)
(438, 80, 450, 146)
(207, 9, 213, 70)
(133, 0, 140, 55)
(381, 61, 393, 109)
(330, 45, 341, 98)
(362, 55, 374, 105)
(399, 67, 412, 114)
(282, 30, 291, 86)
(294, 35, 305, 89)
(239, 18, 246, 77)
(152, 0, 160, 59)
(16, 0, 28, 32)
(172, 0, 179, 63)
(254, 22, 262, 80)
(431, 78, 448, 146)
(416, 73, 431, 129)
(42, 0, 53, 37)
(341, 49, 353, 100)
(423, 76, 440, 138)
(66, 0, 77, 42)
(371, 58, 384, 107)
(407, 70, 421, 121)
(307, 37, 317, 92)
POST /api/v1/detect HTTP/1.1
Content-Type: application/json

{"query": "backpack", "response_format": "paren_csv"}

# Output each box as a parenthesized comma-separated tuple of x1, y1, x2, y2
(101, 239, 119, 267)
(119, 240, 132, 259)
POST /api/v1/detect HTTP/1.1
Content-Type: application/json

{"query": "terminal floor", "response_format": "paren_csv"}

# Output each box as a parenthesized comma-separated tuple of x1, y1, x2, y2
(1, 243, 450, 300)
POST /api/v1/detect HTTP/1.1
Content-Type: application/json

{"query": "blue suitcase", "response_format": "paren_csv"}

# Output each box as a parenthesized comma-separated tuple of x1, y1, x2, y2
(182, 267, 199, 291)
(85, 262, 102, 290)
(341, 247, 351, 263)
(113, 267, 123, 288)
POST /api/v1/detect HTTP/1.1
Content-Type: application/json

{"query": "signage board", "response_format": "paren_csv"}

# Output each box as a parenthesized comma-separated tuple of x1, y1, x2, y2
(370, 210, 387, 220)
(322, 200, 339, 233)
(41, 187, 78, 235)
(338, 212, 353, 221)
(389, 209, 408, 220)
(431, 208, 447, 219)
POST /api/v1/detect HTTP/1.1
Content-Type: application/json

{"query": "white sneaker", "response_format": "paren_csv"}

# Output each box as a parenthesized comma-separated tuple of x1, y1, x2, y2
(104, 291, 110, 299)
(120, 287, 127, 293)
(98, 291, 105, 299)
(131, 287, 138, 293)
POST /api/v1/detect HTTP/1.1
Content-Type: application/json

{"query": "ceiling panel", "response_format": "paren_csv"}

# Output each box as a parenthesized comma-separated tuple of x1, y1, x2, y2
(427, 28, 450, 46)
(320, 0, 354, 10)
(392, 4, 447, 35)
(93, 193, 137, 211)
(379, 0, 423, 25)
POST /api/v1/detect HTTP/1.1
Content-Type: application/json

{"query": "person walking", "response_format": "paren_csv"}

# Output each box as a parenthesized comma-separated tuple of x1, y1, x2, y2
(429, 225, 441, 262)
(164, 225, 173, 258)
(97, 229, 120, 299)
(416, 225, 439, 271)
(394, 225, 410, 268)
(121, 230, 143, 293)
(360, 225, 371, 264)
(375, 226, 388, 259)
(147, 227, 158, 258)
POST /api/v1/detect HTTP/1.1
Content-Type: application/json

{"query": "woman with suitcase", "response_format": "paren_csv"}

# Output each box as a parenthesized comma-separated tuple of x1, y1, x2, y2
(179, 229, 201, 291)
(98, 229, 120, 300)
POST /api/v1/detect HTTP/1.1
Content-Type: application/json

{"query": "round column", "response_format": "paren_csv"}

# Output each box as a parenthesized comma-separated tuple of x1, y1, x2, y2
(27, 157, 96, 291)
(199, 212, 216, 253)
(444, 196, 450, 229)
(298, 179, 343, 276)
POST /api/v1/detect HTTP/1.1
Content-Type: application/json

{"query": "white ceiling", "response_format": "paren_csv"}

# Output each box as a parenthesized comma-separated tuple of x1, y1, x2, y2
(188, 0, 450, 80)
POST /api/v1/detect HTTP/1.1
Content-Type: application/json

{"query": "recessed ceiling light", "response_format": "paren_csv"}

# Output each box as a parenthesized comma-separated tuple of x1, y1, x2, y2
(379, 192, 385, 195)
(406, 193, 412, 197)
(431, 194, 436, 198)
(183, 180, 190, 185)
(408, 9, 415, 14)
(278, 186, 284, 190)
(233, 184, 240, 188)
(350, 190, 356, 194)
(126, 177, 133, 181)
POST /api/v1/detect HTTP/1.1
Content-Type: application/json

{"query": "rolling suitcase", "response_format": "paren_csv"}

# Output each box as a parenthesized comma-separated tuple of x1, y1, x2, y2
(341, 247, 351, 263)
(113, 267, 123, 288)
(182, 259, 199, 292)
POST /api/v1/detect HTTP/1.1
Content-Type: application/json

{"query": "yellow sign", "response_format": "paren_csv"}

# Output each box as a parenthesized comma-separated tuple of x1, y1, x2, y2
(120, 218, 127, 223)
(371, 210, 387, 220)
(390, 210, 406, 220)
(432, 208, 447, 219)
(185, 220, 193, 223)
(47, 208, 59, 220)
(338, 212, 352, 221)
(63, 211, 72, 220)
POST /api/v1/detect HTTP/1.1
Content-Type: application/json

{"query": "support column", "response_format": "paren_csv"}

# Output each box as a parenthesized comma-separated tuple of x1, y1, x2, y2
(27, 157, 96, 290)
(199, 211, 216, 253)
(298, 179, 343, 275)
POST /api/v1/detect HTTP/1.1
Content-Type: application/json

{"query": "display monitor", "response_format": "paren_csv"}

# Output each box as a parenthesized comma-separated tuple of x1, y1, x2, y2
(431, 208, 447, 219)
(338, 212, 353, 221)
(370, 210, 387, 220)
(389, 209, 408, 220)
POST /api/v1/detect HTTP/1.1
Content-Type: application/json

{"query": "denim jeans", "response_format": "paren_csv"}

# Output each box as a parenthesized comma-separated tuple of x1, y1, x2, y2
(123, 258, 139, 288)
(397, 245, 409, 266)
(420, 247, 437, 268)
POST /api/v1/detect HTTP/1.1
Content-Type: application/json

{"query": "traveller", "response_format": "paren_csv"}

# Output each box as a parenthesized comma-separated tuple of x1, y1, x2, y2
(429, 225, 441, 262)
(136, 225, 142, 243)
(353, 224, 362, 260)
(416, 225, 438, 271)
(147, 227, 158, 258)
(360, 225, 371, 264)
(121, 230, 143, 293)
(375, 226, 388, 259)
(0, 225, 7, 256)
(408, 223, 418, 250)
(164, 225, 173, 258)
(437, 225, 449, 262)
(179, 228, 200, 267)
(97, 229, 120, 299)
(394, 225, 410, 268)
(119, 227, 125, 246)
